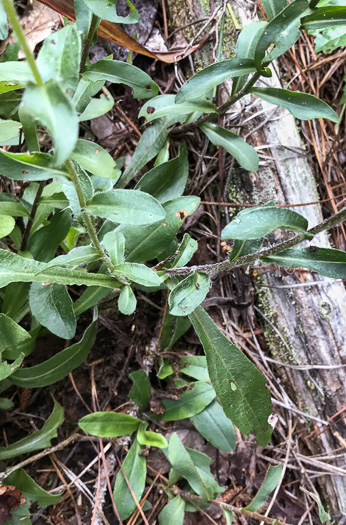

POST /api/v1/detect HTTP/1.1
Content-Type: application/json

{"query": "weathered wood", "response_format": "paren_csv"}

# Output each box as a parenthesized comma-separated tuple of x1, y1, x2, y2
(167, 0, 346, 515)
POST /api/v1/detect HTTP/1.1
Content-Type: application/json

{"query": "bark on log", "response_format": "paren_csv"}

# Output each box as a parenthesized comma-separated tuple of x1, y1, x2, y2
(167, 0, 346, 515)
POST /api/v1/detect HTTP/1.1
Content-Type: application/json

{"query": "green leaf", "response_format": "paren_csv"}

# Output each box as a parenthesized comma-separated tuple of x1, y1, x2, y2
(0, 400, 64, 460)
(302, 6, 346, 28)
(29, 283, 76, 339)
(84, 0, 139, 24)
(189, 307, 272, 446)
(118, 285, 137, 315)
(2, 500, 30, 525)
(167, 433, 222, 500)
(169, 272, 210, 316)
(192, 400, 236, 452)
(119, 117, 173, 187)
(118, 196, 200, 263)
(62, 165, 94, 221)
(113, 263, 162, 287)
(0, 80, 24, 95)
(10, 319, 97, 387)
(170, 234, 198, 268)
(221, 206, 309, 240)
(0, 2, 8, 39)
(70, 139, 119, 179)
(135, 146, 189, 203)
(180, 356, 209, 381)
(73, 286, 110, 316)
(159, 495, 185, 525)
(78, 88, 114, 121)
(0, 150, 67, 181)
(36, 24, 81, 91)
(0, 397, 14, 410)
(232, 22, 268, 95)
(300, 487, 331, 524)
(0, 353, 25, 382)
(137, 426, 168, 449)
(83, 59, 158, 99)
(86, 189, 166, 225)
(0, 118, 21, 143)
(113, 438, 146, 520)
(128, 370, 151, 410)
(312, 24, 346, 52)
(0, 215, 15, 238)
(72, 77, 105, 114)
(261, 0, 287, 19)
(157, 359, 173, 379)
(0, 249, 120, 289)
(102, 230, 125, 266)
(200, 123, 259, 171)
(261, 247, 346, 278)
(223, 509, 234, 524)
(5, 469, 61, 506)
(0, 61, 33, 83)
(176, 59, 256, 103)
(28, 209, 72, 262)
(251, 87, 339, 122)
(255, 0, 310, 69)
(0, 313, 31, 353)
(20, 81, 78, 167)
(79, 411, 141, 437)
(161, 314, 191, 351)
(160, 381, 216, 421)
(244, 465, 283, 511)
(139, 94, 217, 123)
(229, 239, 262, 261)
(43, 246, 100, 270)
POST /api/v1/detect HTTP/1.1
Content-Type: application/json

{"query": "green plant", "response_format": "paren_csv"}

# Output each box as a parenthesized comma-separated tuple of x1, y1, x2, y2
(0, 0, 344, 522)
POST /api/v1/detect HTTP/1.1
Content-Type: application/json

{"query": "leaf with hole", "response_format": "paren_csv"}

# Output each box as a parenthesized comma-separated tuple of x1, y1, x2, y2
(251, 87, 339, 122)
(84, 0, 139, 24)
(169, 272, 210, 316)
(221, 206, 309, 240)
(86, 189, 165, 225)
(192, 400, 236, 452)
(0, 400, 64, 460)
(70, 139, 119, 180)
(200, 123, 259, 172)
(175, 59, 256, 102)
(261, 247, 346, 278)
(244, 465, 283, 511)
(189, 307, 272, 446)
(113, 438, 146, 520)
(83, 59, 158, 99)
(10, 319, 97, 387)
(160, 381, 216, 421)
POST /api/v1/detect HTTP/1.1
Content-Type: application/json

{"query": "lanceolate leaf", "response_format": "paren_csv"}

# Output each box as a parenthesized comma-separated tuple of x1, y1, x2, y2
(0, 2, 8, 40)
(0, 215, 15, 238)
(160, 381, 216, 421)
(118, 285, 137, 315)
(0, 400, 64, 460)
(83, 60, 158, 99)
(0, 61, 33, 83)
(135, 146, 189, 203)
(300, 488, 331, 524)
(86, 189, 166, 225)
(261, 247, 346, 278)
(70, 139, 119, 179)
(301, 6, 346, 28)
(27, 209, 72, 262)
(29, 283, 76, 339)
(113, 438, 146, 520)
(192, 401, 236, 452)
(0, 314, 31, 353)
(0, 354, 25, 382)
(175, 59, 257, 103)
(112, 263, 162, 287)
(137, 427, 168, 448)
(139, 94, 217, 123)
(79, 411, 141, 437)
(0, 249, 120, 289)
(84, 0, 139, 24)
(169, 272, 210, 316)
(20, 81, 78, 167)
(221, 206, 309, 240)
(10, 319, 97, 387)
(0, 150, 67, 181)
(159, 496, 185, 525)
(5, 469, 61, 506)
(72, 77, 105, 114)
(128, 370, 151, 411)
(180, 355, 209, 381)
(161, 314, 191, 351)
(43, 246, 100, 270)
(78, 89, 114, 121)
(261, 0, 287, 19)
(189, 307, 272, 446)
(73, 287, 110, 316)
(229, 239, 262, 261)
(200, 123, 259, 172)
(171, 234, 198, 269)
(251, 87, 339, 122)
(255, 0, 310, 69)
(244, 465, 283, 511)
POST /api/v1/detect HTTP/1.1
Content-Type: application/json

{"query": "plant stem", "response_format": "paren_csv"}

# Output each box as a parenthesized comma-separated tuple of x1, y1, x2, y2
(1, 0, 43, 86)
(20, 181, 45, 251)
(79, 14, 100, 73)
(64, 160, 127, 283)
(166, 206, 346, 275)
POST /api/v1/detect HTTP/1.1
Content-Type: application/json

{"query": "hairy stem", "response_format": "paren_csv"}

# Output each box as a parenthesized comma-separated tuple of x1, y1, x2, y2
(20, 181, 45, 251)
(79, 14, 100, 73)
(2, 0, 43, 86)
(166, 207, 346, 275)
